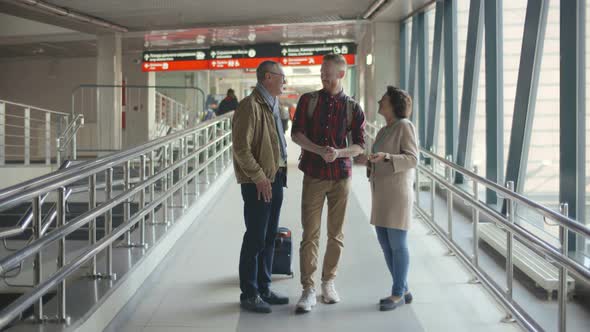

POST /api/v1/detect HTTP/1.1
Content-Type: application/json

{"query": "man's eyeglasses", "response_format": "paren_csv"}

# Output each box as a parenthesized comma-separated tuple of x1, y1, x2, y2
(267, 71, 286, 82)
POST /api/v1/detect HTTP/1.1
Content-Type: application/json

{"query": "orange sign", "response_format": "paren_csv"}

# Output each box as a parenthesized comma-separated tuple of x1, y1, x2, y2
(209, 57, 280, 70)
(142, 59, 209, 72)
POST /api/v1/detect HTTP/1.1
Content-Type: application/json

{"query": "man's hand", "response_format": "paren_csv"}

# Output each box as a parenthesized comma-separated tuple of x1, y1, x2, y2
(323, 146, 339, 163)
(369, 152, 387, 163)
(255, 178, 272, 202)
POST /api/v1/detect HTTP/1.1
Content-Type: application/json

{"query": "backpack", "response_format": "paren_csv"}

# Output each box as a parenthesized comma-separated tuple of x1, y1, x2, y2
(306, 91, 356, 146)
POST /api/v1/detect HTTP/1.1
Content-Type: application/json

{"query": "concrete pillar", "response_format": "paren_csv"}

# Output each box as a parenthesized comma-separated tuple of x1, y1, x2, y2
(121, 54, 156, 147)
(96, 33, 122, 150)
(373, 22, 400, 122)
(184, 73, 198, 126)
(357, 24, 375, 122)
(147, 72, 156, 139)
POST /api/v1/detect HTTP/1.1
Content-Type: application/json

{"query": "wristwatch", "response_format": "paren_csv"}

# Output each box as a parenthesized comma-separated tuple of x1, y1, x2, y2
(383, 153, 391, 162)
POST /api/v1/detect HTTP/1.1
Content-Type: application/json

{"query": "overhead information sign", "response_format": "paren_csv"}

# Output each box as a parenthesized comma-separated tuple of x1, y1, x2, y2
(209, 44, 280, 60)
(209, 57, 279, 70)
(280, 54, 355, 67)
(280, 43, 356, 57)
(142, 43, 356, 72)
(142, 48, 209, 71)
(143, 49, 208, 61)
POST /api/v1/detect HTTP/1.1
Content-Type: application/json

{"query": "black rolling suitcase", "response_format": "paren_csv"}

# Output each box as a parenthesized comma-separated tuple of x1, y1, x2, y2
(272, 227, 293, 277)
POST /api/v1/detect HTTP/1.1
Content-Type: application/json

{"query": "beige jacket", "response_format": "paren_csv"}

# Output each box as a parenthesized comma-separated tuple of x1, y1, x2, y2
(369, 119, 418, 230)
(232, 89, 281, 184)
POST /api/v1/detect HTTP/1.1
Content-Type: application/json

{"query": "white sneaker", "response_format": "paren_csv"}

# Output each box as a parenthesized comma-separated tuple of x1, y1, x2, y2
(295, 288, 317, 313)
(321, 280, 340, 304)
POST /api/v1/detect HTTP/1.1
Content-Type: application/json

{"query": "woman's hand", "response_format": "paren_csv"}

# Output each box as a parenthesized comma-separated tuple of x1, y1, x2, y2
(369, 152, 388, 163)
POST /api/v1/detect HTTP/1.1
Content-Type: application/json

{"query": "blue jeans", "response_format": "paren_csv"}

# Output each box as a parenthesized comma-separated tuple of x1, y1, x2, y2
(375, 226, 409, 297)
(239, 169, 286, 298)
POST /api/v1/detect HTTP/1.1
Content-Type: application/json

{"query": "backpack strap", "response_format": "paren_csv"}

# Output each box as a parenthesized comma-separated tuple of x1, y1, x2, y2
(307, 91, 359, 147)
(345, 96, 355, 130)
(344, 96, 356, 147)
(306, 91, 320, 120)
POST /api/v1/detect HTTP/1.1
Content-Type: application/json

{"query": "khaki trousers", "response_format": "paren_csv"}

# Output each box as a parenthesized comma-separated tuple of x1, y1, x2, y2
(300, 175, 351, 290)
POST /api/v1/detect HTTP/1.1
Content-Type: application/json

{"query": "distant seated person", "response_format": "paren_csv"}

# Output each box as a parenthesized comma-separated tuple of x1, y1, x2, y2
(203, 102, 217, 121)
(217, 88, 239, 115)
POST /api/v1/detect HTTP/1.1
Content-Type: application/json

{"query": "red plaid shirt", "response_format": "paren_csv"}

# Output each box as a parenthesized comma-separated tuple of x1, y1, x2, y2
(292, 89, 366, 180)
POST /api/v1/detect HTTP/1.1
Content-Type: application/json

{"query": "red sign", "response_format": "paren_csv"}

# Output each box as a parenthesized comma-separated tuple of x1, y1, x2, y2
(209, 57, 279, 70)
(280, 55, 322, 66)
(142, 54, 355, 72)
(142, 59, 209, 72)
(279, 54, 355, 67)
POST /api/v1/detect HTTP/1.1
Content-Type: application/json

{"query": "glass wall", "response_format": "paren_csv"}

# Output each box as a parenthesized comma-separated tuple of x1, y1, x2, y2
(416, 0, 588, 249)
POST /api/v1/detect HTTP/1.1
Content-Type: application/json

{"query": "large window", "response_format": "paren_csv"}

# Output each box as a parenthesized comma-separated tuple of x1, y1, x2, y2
(418, 1, 584, 243)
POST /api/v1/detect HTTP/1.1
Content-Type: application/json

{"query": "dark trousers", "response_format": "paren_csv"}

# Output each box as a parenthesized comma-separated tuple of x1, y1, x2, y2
(239, 169, 286, 298)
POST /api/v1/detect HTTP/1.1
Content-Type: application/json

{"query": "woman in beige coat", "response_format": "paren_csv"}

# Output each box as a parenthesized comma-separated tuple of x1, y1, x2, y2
(368, 86, 418, 311)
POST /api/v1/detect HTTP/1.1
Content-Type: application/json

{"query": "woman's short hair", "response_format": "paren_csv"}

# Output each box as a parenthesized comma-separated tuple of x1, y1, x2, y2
(386, 86, 412, 119)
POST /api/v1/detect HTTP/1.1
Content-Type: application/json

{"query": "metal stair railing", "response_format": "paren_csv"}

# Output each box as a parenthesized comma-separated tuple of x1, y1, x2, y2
(0, 112, 234, 328)
(0, 99, 71, 166)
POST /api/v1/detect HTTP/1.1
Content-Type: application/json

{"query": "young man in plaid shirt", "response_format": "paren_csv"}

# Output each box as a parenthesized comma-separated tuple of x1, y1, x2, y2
(291, 54, 366, 313)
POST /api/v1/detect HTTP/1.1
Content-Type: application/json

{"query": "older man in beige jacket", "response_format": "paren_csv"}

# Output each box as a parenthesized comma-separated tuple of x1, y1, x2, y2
(232, 61, 289, 314)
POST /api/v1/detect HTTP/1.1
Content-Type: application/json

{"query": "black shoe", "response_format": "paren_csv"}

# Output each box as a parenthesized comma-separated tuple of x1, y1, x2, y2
(240, 295, 272, 313)
(379, 292, 413, 305)
(261, 289, 289, 305)
(404, 292, 413, 304)
(379, 297, 405, 311)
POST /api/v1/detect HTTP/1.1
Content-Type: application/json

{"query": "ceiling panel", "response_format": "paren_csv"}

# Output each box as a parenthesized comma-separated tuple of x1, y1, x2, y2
(375, 0, 435, 22)
(141, 21, 366, 49)
(0, 21, 368, 59)
(42, 0, 374, 30)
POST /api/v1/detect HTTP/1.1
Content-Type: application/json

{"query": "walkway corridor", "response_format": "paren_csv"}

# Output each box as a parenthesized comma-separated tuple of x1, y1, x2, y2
(105, 157, 523, 331)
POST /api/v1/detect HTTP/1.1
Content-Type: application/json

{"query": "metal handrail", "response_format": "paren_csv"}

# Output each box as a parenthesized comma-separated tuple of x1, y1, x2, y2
(56, 114, 84, 165)
(365, 122, 589, 332)
(0, 99, 70, 117)
(0, 147, 221, 326)
(0, 113, 233, 327)
(0, 99, 71, 166)
(366, 120, 590, 238)
(72, 84, 206, 120)
(0, 113, 230, 203)
(419, 148, 590, 239)
(57, 114, 84, 149)
(417, 163, 590, 281)
(0, 129, 227, 263)
(0, 161, 72, 239)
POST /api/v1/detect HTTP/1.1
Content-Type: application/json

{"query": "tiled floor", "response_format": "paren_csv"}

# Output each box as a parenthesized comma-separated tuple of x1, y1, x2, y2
(105, 158, 523, 332)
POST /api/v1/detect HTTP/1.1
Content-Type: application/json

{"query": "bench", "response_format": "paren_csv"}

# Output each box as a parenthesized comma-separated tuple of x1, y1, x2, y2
(478, 222, 575, 300)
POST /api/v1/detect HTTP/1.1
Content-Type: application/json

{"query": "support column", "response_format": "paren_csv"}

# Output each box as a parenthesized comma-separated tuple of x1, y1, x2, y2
(560, 0, 585, 251)
(97, 33, 122, 150)
(408, 19, 419, 123)
(426, 1, 445, 153)
(147, 72, 156, 139)
(400, 22, 409, 90)
(444, 0, 458, 159)
(417, 13, 429, 147)
(455, 0, 484, 183)
(374, 22, 399, 120)
(504, 0, 549, 194)
(485, 0, 504, 205)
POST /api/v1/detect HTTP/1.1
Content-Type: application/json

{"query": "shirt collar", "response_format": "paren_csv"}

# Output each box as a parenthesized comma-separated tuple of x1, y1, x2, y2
(320, 88, 345, 99)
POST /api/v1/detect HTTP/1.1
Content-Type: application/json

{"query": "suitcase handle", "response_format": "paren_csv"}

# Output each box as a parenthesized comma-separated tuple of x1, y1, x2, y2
(277, 229, 291, 238)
